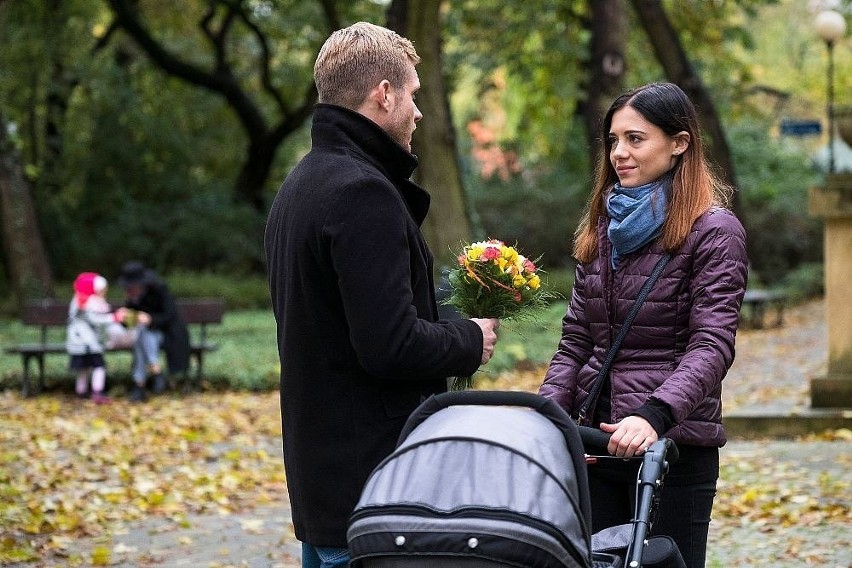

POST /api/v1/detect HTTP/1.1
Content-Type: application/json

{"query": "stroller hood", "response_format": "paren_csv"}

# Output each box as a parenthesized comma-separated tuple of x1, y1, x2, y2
(348, 391, 593, 568)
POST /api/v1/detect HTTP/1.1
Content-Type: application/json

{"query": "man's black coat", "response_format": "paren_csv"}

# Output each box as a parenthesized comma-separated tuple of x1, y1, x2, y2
(265, 104, 483, 546)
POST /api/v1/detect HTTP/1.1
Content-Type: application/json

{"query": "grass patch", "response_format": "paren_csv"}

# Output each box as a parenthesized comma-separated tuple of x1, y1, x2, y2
(475, 300, 567, 378)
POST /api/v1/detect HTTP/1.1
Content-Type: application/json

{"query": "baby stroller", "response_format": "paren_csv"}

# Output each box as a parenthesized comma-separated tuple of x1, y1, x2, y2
(347, 390, 684, 568)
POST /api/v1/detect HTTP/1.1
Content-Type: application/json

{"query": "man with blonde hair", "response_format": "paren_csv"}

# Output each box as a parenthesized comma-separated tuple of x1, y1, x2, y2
(265, 22, 500, 568)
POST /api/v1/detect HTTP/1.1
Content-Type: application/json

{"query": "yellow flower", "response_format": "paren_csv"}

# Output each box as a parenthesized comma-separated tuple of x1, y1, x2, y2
(467, 246, 484, 261)
(502, 246, 519, 263)
(512, 274, 527, 288)
(528, 274, 541, 289)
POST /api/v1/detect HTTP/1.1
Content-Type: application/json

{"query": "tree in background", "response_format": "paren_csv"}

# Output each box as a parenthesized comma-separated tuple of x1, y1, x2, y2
(388, 0, 473, 268)
(445, 0, 793, 269)
(0, 0, 98, 301)
(0, 0, 838, 298)
(445, 0, 591, 265)
(580, 0, 628, 170)
(632, 0, 743, 219)
(0, 108, 54, 303)
(0, 0, 385, 285)
(105, 0, 337, 212)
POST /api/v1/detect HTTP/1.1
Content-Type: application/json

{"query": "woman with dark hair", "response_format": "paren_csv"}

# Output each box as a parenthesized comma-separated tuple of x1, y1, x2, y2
(540, 82, 748, 567)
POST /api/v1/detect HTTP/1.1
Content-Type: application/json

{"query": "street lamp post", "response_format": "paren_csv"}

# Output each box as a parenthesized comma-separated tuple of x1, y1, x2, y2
(814, 9, 847, 174)
(809, 8, 852, 416)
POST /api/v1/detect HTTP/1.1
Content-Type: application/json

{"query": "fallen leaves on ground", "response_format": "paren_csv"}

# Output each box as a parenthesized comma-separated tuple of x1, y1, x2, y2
(1, 299, 847, 567)
(0, 391, 284, 563)
(710, 437, 851, 566)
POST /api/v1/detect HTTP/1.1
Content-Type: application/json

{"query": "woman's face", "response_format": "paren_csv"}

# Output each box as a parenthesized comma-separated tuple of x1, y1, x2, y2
(608, 106, 688, 188)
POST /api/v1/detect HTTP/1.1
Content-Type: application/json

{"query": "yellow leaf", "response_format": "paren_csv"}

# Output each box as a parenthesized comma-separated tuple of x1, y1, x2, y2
(90, 546, 111, 566)
(740, 488, 760, 505)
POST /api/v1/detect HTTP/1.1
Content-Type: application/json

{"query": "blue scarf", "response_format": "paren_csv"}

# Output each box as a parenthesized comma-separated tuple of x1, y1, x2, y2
(606, 177, 670, 269)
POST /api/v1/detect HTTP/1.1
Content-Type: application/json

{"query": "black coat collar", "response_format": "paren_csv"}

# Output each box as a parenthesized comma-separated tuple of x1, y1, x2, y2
(311, 104, 431, 224)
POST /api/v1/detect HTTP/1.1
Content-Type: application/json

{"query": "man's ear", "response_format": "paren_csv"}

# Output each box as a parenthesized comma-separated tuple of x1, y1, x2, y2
(367, 80, 392, 111)
(357, 80, 393, 124)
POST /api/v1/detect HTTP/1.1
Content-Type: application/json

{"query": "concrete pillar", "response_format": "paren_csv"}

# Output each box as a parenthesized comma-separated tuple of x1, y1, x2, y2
(808, 173, 852, 408)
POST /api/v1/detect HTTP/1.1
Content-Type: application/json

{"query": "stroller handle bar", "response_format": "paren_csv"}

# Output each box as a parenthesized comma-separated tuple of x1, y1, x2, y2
(577, 425, 680, 465)
(579, 425, 681, 568)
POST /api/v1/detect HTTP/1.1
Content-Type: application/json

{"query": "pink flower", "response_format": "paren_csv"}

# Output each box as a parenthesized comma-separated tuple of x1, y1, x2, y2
(523, 259, 536, 273)
(481, 246, 501, 261)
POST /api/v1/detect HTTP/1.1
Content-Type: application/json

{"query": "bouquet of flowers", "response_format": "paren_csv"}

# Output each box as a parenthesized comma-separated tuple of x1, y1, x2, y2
(443, 239, 556, 390)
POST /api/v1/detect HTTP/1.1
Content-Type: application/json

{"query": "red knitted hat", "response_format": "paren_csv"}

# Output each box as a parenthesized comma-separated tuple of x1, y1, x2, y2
(73, 272, 108, 307)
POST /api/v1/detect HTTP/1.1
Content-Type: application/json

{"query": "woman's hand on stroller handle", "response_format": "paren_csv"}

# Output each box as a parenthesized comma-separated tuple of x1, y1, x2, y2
(577, 425, 679, 465)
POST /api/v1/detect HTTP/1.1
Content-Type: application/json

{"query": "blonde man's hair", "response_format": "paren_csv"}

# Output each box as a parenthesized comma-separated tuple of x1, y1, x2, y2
(314, 22, 420, 110)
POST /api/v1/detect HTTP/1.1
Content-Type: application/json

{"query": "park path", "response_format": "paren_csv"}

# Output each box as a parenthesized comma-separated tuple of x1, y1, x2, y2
(721, 296, 826, 414)
(5, 299, 850, 567)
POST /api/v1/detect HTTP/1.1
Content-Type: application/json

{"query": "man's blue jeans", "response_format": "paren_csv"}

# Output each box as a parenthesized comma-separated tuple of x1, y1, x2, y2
(301, 542, 349, 568)
(132, 327, 163, 384)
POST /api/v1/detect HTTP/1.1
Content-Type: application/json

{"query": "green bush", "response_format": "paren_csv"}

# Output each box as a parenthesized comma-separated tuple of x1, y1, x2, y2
(166, 270, 271, 310)
(730, 119, 823, 286)
(474, 300, 568, 377)
(542, 266, 575, 300)
(780, 262, 824, 302)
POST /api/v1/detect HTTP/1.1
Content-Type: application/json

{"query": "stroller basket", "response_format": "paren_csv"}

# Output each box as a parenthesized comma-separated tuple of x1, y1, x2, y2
(347, 391, 594, 567)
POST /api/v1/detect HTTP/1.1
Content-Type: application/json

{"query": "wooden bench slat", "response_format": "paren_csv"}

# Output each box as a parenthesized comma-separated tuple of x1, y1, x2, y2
(4, 342, 220, 355)
(4, 344, 67, 354)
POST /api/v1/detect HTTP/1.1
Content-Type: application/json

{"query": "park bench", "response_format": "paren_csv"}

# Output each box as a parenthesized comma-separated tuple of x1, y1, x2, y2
(4, 298, 225, 397)
(740, 289, 785, 329)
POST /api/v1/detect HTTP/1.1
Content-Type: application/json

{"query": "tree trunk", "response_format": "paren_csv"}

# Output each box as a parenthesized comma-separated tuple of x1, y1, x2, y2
(0, 109, 54, 303)
(582, 0, 628, 169)
(631, 0, 744, 220)
(389, 0, 472, 270)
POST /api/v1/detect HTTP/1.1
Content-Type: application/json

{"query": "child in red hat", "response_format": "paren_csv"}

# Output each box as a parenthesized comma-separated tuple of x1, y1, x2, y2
(65, 272, 126, 403)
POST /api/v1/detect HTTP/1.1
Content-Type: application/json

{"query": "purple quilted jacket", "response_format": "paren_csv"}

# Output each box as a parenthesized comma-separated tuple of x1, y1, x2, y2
(540, 207, 748, 447)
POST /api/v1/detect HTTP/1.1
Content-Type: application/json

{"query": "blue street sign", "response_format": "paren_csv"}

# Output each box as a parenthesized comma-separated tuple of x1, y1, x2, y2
(780, 119, 822, 136)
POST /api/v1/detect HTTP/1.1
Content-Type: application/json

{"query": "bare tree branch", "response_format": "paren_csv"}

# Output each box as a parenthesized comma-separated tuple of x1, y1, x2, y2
(105, 0, 338, 210)
(218, 0, 288, 114)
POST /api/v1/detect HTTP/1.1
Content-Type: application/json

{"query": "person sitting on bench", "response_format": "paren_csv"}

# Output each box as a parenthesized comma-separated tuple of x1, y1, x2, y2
(117, 261, 190, 402)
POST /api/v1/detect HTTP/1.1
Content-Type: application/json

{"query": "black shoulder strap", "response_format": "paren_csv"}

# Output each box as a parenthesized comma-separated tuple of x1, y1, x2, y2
(576, 252, 672, 426)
